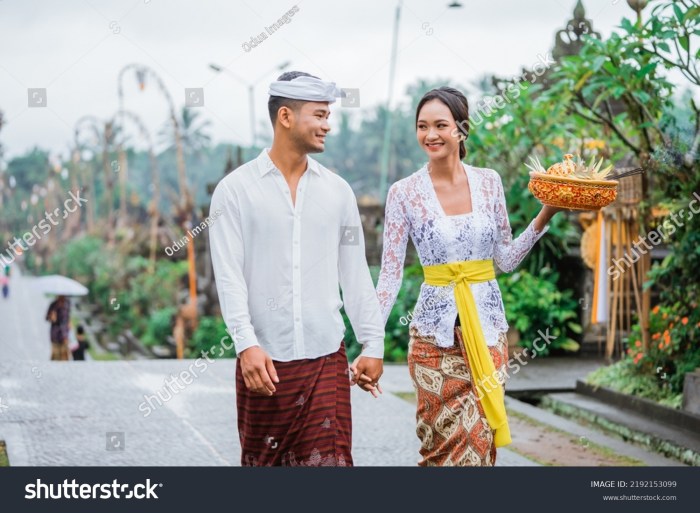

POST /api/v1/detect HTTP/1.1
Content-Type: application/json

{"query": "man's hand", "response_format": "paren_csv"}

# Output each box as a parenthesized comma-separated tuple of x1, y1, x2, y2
(350, 356, 383, 398)
(240, 346, 279, 396)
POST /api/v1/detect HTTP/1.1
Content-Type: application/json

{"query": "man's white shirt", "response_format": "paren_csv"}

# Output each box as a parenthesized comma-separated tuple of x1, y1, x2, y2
(209, 149, 384, 361)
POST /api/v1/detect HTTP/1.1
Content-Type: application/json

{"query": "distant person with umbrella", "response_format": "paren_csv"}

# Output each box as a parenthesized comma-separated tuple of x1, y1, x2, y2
(46, 295, 71, 360)
(36, 275, 88, 361)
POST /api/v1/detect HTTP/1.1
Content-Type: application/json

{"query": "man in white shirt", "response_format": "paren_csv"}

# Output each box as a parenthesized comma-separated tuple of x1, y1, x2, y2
(209, 71, 385, 466)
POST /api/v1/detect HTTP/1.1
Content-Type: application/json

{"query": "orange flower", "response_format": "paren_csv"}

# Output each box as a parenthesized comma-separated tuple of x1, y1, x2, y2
(652, 333, 660, 341)
(652, 305, 660, 314)
(682, 317, 689, 325)
(584, 139, 606, 150)
(669, 323, 674, 330)
(663, 313, 668, 320)
(636, 339, 643, 346)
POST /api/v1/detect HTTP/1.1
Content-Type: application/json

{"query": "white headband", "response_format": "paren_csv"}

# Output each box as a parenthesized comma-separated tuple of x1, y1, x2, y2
(268, 75, 343, 103)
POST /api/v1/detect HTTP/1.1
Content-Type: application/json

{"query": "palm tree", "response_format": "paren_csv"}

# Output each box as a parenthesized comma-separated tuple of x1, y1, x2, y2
(159, 107, 212, 157)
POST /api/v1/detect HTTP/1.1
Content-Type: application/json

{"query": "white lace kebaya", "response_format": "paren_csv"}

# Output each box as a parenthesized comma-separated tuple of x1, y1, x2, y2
(376, 162, 549, 348)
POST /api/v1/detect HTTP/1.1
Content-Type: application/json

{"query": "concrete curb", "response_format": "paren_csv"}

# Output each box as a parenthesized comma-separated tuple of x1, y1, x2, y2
(542, 393, 698, 466)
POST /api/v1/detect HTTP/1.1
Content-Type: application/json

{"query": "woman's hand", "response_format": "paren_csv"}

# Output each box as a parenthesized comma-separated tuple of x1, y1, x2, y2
(350, 356, 384, 398)
(534, 204, 567, 233)
(542, 205, 568, 217)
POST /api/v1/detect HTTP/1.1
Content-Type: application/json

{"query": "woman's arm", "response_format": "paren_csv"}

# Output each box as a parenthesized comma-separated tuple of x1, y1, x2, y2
(492, 171, 561, 273)
(533, 204, 565, 233)
(376, 183, 411, 325)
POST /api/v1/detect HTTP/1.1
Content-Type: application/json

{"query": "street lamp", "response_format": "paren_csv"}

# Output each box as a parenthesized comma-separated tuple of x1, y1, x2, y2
(378, 0, 402, 203)
(626, 0, 649, 27)
(209, 60, 290, 147)
(378, 1, 464, 202)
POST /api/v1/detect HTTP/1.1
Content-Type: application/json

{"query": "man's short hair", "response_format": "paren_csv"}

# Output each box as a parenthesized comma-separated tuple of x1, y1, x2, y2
(267, 71, 320, 126)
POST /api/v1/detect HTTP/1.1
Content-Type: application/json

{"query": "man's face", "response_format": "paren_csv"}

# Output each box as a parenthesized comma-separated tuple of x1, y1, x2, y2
(287, 101, 331, 154)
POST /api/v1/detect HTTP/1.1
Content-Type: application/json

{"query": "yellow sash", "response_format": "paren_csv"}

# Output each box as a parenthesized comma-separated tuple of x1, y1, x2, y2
(422, 259, 511, 447)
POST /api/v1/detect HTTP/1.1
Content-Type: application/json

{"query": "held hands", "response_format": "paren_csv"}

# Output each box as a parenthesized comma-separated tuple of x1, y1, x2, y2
(239, 346, 279, 396)
(240, 347, 384, 398)
(349, 356, 384, 398)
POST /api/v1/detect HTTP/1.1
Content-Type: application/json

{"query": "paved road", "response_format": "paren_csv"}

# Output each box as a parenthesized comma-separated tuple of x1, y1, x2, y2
(0, 360, 541, 466)
(0, 265, 54, 361)
(0, 266, 534, 466)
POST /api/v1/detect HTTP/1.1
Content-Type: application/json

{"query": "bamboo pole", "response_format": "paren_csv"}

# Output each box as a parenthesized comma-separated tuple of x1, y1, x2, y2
(606, 212, 618, 358)
(628, 220, 634, 331)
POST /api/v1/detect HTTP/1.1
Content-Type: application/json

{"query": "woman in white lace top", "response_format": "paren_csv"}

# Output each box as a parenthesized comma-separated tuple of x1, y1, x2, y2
(376, 87, 563, 466)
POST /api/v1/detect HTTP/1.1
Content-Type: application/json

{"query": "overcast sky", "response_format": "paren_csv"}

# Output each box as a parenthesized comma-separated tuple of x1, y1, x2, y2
(0, 0, 671, 161)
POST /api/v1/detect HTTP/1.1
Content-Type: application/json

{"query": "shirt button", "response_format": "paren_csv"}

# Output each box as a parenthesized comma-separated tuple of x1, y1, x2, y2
(295, 317, 300, 322)
(294, 264, 299, 269)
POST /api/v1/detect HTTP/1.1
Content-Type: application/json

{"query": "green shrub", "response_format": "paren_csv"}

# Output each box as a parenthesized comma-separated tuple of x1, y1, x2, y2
(625, 303, 700, 398)
(587, 359, 683, 409)
(188, 316, 234, 359)
(142, 307, 177, 347)
(497, 267, 581, 355)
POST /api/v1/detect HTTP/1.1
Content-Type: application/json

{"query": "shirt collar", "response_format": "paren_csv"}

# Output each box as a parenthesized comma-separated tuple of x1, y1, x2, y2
(257, 148, 321, 177)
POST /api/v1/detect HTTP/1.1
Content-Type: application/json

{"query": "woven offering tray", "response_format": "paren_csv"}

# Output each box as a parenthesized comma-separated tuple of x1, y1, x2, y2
(526, 153, 620, 211)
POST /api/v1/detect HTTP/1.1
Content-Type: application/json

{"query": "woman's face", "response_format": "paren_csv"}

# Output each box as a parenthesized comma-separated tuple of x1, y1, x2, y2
(416, 99, 461, 160)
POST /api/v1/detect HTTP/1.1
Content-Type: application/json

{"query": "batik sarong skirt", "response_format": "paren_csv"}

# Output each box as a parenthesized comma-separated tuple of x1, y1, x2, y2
(407, 325, 508, 466)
